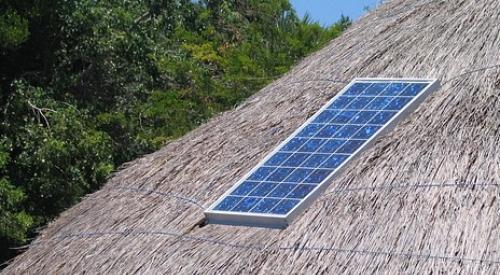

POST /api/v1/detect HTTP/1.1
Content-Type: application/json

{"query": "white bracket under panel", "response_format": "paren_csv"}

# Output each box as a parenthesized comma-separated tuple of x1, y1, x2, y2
(205, 78, 440, 229)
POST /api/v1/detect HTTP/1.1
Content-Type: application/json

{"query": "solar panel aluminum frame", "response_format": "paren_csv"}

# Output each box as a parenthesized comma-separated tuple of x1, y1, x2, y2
(204, 78, 440, 229)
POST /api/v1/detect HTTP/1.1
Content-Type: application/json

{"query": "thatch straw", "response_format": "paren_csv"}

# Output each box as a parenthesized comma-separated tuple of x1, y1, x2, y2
(4, 0, 500, 273)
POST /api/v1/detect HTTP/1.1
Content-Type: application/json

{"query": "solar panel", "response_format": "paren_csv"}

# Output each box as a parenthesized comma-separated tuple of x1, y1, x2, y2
(205, 78, 440, 228)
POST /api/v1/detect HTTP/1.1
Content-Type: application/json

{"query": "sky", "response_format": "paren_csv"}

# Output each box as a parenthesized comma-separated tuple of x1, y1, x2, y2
(290, 0, 380, 26)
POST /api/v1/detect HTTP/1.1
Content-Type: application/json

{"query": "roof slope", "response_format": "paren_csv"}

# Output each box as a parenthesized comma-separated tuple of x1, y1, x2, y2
(4, 0, 500, 273)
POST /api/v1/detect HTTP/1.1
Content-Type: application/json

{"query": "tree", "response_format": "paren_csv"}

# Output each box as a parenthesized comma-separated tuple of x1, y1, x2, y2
(0, 138, 33, 262)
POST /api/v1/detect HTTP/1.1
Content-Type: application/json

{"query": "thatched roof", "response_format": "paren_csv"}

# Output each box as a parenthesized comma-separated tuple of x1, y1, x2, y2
(4, 0, 500, 273)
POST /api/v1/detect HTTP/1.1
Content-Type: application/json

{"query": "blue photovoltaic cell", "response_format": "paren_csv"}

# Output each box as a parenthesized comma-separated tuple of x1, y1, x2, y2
(312, 110, 338, 123)
(328, 97, 354, 109)
(347, 97, 373, 109)
(302, 154, 329, 168)
(214, 196, 242, 211)
(267, 168, 294, 182)
(361, 83, 388, 96)
(288, 184, 315, 198)
(281, 138, 307, 151)
(249, 182, 278, 196)
(334, 125, 361, 139)
(351, 111, 378, 124)
(231, 181, 259, 196)
(271, 199, 300, 214)
(283, 153, 309, 166)
(321, 155, 349, 169)
(337, 140, 365, 154)
(299, 139, 327, 152)
(207, 79, 436, 227)
(380, 82, 408, 96)
(269, 183, 296, 197)
(331, 111, 357, 123)
(316, 125, 342, 138)
(286, 168, 313, 182)
(252, 198, 280, 213)
(344, 83, 371, 95)
(318, 139, 345, 153)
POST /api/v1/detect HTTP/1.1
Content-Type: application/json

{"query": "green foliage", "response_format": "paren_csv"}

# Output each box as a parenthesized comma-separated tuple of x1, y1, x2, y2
(0, 0, 350, 265)
(3, 81, 114, 220)
(0, 10, 29, 48)
(0, 138, 33, 262)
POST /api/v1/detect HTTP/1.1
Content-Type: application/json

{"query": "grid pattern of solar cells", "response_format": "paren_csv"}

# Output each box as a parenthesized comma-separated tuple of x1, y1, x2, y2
(207, 79, 434, 221)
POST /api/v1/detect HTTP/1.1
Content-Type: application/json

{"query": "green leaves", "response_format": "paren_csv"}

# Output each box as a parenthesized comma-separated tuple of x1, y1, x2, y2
(3, 83, 114, 221)
(0, 10, 29, 48)
(0, 179, 33, 242)
(0, 138, 33, 261)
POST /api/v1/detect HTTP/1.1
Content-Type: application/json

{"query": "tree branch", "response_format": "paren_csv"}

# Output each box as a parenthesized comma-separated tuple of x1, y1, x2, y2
(27, 100, 57, 128)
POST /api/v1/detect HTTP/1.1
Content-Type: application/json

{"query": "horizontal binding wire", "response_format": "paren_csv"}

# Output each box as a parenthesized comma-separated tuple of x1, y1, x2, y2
(40, 227, 500, 266)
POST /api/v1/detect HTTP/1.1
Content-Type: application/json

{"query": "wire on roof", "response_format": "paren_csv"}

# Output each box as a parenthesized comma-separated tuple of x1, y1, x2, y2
(33, 226, 500, 266)
(442, 64, 500, 85)
(104, 186, 204, 209)
(266, 63, 500, 91)
(107, 180, 500, 211)
(322, 181, 500, 196)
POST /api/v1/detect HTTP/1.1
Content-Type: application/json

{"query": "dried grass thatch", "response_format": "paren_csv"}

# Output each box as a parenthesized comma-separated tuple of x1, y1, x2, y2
(4, 0, 500, 273)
